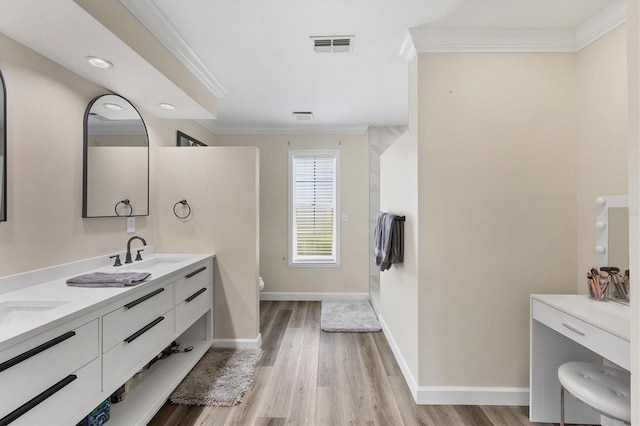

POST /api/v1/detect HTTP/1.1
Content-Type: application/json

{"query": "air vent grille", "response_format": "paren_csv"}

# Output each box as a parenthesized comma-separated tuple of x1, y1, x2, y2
(311, 35, 354, 53)
(293, 111, 314, 121)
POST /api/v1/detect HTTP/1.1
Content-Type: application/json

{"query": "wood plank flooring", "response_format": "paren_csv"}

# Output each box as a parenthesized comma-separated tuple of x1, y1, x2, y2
(148, 301, 561, 426)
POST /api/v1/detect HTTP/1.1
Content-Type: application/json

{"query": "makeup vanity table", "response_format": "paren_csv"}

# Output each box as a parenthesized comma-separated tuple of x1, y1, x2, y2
(530, 294, 630, 424)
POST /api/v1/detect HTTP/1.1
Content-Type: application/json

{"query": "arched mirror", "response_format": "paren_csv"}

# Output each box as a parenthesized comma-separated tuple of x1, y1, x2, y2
(0, 69, 6, 222)
(83, 94, 149, 217)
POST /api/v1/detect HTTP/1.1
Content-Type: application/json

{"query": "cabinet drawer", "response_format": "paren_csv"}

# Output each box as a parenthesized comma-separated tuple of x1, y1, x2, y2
(0, 356, 101, 426)
(532, 299, 630, 370)
(103, 282, 174, 352)
(102, 309, 175, 391)
(176, 283, 213, 335)
(174, 262, 212, 304)
(0, 319, 99, 420)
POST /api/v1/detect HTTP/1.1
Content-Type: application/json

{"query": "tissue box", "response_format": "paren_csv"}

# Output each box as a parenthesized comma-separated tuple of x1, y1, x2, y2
(76, 399, 110, 426)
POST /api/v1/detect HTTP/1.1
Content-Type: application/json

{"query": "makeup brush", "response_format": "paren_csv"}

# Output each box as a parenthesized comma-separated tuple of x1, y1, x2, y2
(587, 273, 598, 298)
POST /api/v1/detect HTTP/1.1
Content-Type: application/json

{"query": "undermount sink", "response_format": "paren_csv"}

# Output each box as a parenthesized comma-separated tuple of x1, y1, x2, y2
(0, 300, 69, 328)
(121, 257, 185, 271)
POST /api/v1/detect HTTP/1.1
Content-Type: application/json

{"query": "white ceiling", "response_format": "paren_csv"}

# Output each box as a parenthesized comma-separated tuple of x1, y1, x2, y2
(0, 0, 624, 134)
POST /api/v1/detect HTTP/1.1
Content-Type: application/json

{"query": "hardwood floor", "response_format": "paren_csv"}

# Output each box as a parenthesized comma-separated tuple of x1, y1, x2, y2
(148, 301, 557, 426)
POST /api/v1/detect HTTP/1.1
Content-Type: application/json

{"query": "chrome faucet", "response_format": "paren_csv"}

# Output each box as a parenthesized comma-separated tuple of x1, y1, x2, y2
(125, 236, 147, 264)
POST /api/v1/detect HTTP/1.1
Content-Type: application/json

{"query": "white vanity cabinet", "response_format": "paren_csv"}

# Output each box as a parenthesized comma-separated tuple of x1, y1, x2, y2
(0, 252, 215, 426)
(530, 294, 630, 424)
(0, 319, 100, 426)
(175, 263, 213, 335)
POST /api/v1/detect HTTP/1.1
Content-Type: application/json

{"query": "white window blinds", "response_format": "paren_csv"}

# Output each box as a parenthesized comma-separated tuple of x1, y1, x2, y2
(289, 150, 339, 265)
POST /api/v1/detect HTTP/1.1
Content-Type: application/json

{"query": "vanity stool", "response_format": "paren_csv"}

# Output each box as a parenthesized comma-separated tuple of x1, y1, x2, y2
(558, 361, 631, 426)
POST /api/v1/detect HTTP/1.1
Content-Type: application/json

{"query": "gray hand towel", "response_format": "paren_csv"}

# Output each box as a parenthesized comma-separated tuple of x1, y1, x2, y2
(66, 272, 151, 288)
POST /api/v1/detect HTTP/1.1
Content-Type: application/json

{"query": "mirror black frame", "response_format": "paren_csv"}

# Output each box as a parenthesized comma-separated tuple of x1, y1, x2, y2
(0, 69, 6, 222)
(82, 94, 149, 218)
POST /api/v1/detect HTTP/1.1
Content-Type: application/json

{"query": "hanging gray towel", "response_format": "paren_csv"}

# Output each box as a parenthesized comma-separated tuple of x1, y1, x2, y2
(374, 213, 404, 271)
(66, 272, 151, 287)
(374, 212, 387, 266)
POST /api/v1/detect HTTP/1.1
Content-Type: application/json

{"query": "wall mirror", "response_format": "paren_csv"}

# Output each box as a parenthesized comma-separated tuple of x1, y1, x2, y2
(83, 94, 149, 217)
(595, 194, 629, 304)
(0, 69, 6, 222)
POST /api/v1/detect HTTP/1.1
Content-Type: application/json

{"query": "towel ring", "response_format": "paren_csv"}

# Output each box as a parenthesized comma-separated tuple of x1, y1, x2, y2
(115, 199, 133, 217)
(173, 199, 191, 219)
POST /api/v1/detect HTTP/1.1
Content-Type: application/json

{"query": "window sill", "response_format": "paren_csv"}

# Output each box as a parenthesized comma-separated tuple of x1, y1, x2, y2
(288, 262, 341, 268)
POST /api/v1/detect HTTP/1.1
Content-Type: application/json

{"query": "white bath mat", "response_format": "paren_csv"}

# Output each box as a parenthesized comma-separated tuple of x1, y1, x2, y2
(321, 300, 381, 332)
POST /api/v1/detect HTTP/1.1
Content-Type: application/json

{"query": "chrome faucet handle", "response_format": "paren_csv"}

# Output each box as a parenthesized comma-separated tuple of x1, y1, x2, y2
(110, 255, 122, 267)
(135, 249, 144, 261)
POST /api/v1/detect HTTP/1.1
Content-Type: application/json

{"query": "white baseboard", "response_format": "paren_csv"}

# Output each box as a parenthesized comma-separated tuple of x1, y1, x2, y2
(377, 313, 419, 401)
(260, 292, 369, 301)
(212, 333, 262, 349)
(378, 312, 529, 406)
(416, 386, 529, 406)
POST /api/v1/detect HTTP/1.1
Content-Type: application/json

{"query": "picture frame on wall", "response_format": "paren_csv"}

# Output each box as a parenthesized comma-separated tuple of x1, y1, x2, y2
(177, 131, 207, 147)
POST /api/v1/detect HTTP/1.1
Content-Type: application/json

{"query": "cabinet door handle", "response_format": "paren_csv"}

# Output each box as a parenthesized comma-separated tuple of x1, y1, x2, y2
(124, 317, 164, 344)
(185, 266, 207, 279)
(185, 287, 207, 303)
(0, 331, 75, 373)
(562, 323, 585, 336)
(124, 287, 165, 310)
(0, 374, 77, 426)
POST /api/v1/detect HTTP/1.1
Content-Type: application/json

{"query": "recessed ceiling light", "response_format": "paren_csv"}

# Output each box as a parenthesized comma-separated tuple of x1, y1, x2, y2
(86, 56, 113, 69)
(159, 103, 176, 110)
(103, 103, 123, 111)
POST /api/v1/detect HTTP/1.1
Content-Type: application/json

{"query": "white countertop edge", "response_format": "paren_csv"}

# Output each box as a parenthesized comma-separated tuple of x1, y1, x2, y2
(0, 251, 215, 350)
(531, 294, 630, 341)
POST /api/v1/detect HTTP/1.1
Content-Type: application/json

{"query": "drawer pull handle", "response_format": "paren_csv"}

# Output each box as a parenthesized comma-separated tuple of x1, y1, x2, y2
(185, 266, 207, 279)
(0, 331, 76, 373)
(0, 374, 77, 426)
(562, 323, 585, 336)
(124, 317, 165, 344)
(125, 287, 165, 310)
(185, 287, 207, 303)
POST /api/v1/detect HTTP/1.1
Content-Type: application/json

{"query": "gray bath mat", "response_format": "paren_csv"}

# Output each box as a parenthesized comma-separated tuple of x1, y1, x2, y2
(321, 300, 382, 332)
(170, 348, 262, 406)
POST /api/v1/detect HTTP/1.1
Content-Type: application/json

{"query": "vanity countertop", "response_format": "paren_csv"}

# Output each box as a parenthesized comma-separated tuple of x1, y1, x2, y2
(531, 294, 630, 341)
(0, 252, 215, 349)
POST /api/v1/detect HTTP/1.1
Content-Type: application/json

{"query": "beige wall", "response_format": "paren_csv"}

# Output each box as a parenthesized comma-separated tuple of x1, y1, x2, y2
(575, 25, 628, 289)
(213, 134, 370, 295)
(0, 32, 153, 275)
(416, 52, 579, 387)
(380, 26, 629, 391)
(154, 147, 260, 340)
(380, 57, 419, 381)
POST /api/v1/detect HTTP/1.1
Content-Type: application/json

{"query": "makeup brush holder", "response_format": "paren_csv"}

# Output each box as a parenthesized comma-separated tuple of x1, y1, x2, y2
(588, 279, 608, 301)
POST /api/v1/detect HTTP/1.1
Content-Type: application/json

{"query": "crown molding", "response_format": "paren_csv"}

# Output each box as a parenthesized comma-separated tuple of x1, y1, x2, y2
(120, 0, 227, 98)
(399, 33, 417, 62)
(411, 0, 626, 53)
(410, 28, 577, 53)
(575, 0, 626, 50)
(198, 121, 370, 135)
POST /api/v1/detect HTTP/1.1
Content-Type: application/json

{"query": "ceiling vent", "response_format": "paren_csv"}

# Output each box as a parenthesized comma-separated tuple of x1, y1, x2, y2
(311, 35, 354, 53)
(293, 111, 314, 121)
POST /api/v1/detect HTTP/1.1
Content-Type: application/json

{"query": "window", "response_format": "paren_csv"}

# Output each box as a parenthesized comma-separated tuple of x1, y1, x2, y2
(288, 150, 340, 266)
